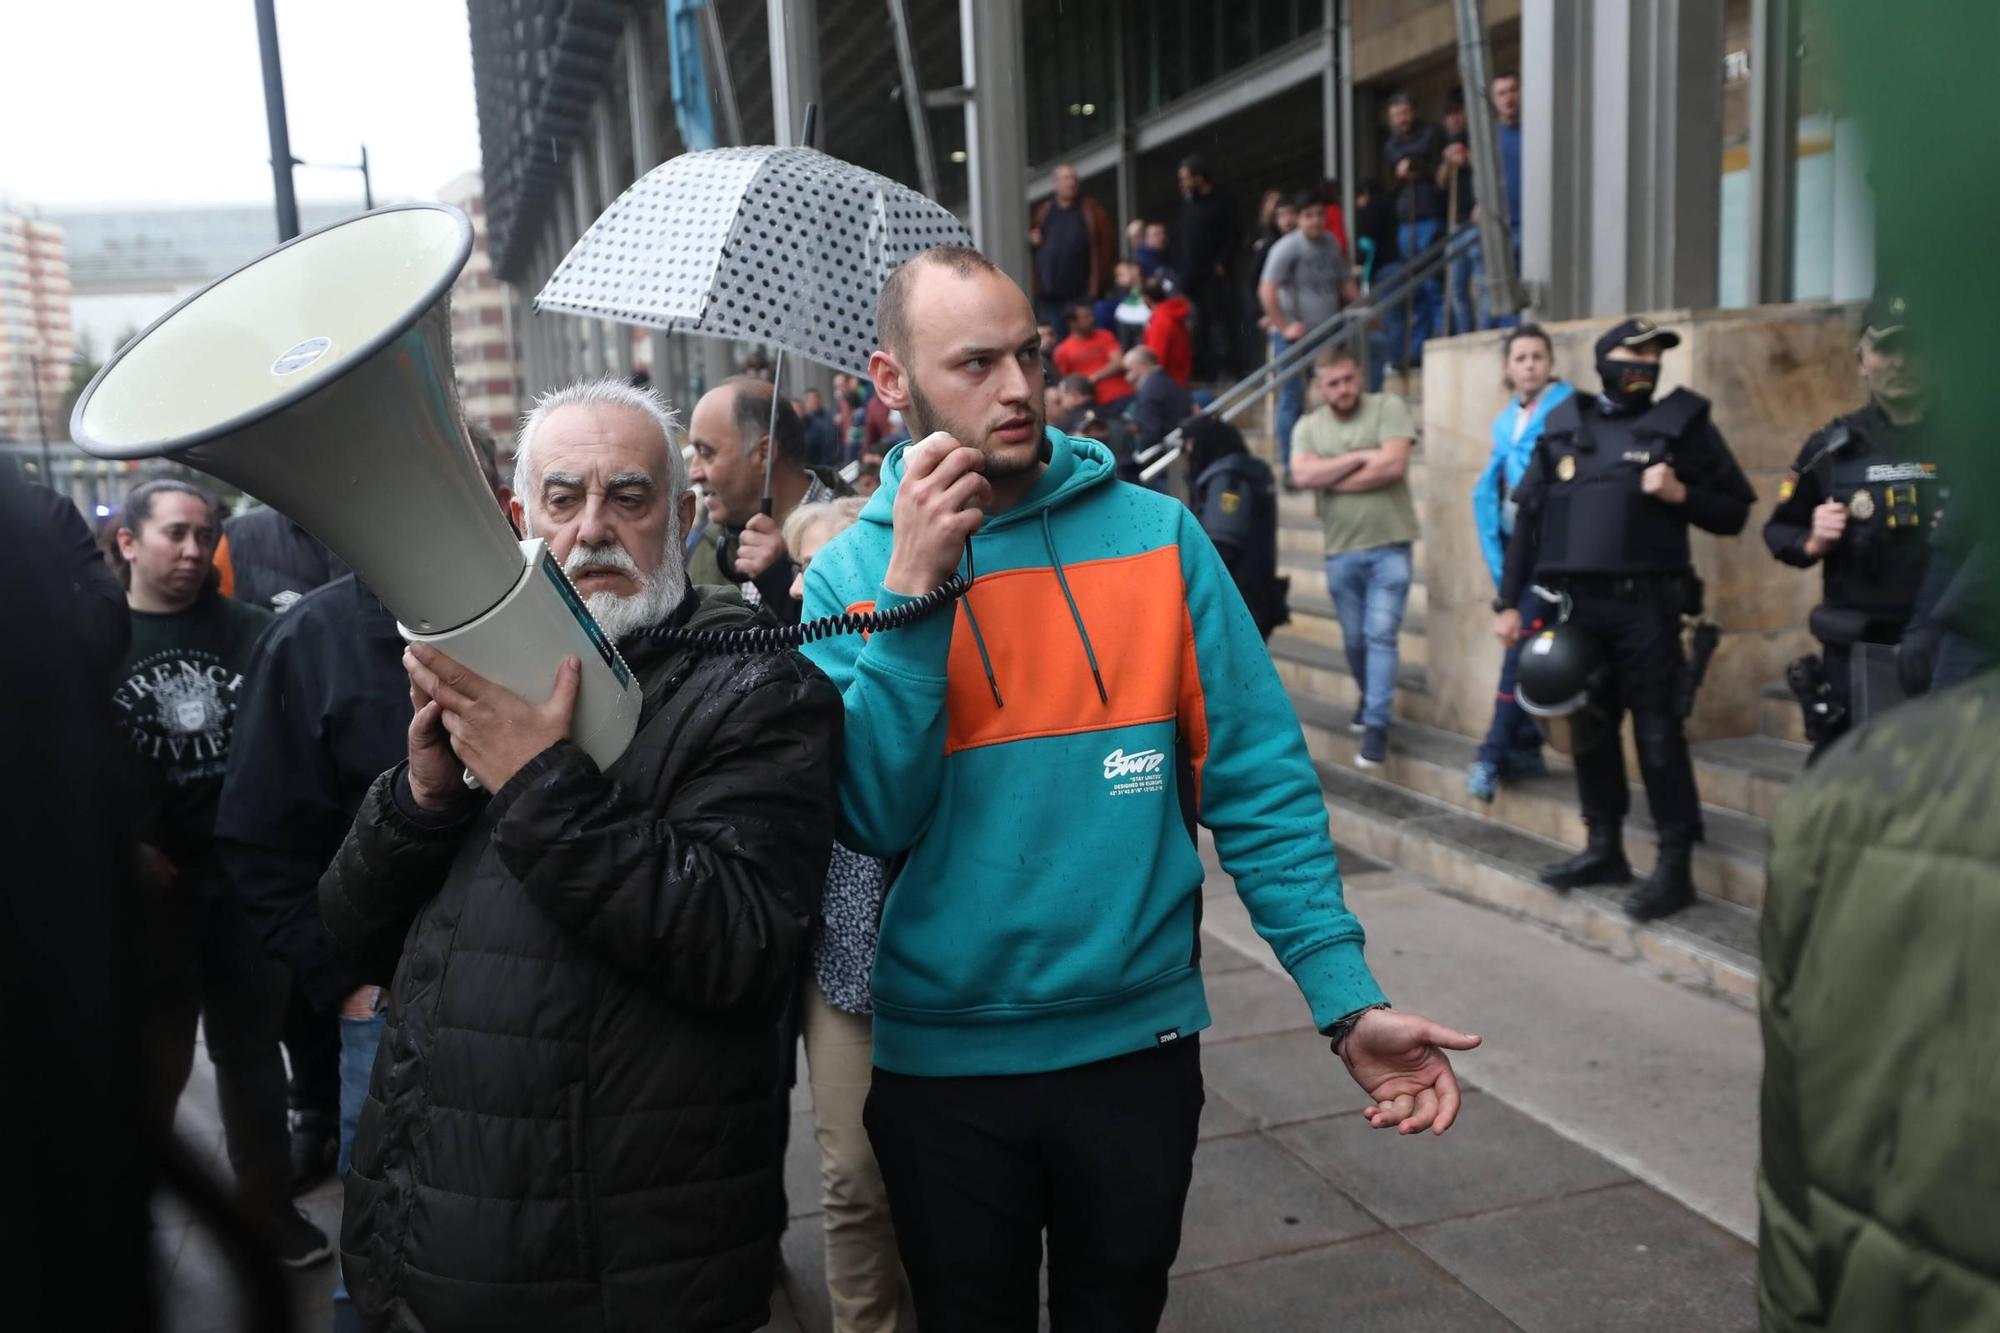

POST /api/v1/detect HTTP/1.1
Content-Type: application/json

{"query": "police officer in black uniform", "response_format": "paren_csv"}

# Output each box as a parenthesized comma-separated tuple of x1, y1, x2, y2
(1764, 293, 1939, 757)
(1184, 416, 1289, 639)
(1494, 318, 1757, 921)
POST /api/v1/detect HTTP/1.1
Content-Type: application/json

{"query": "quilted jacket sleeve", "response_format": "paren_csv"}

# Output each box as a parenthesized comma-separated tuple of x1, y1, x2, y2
(317, 766, 481, 986)
(492, 652, 841, 1017)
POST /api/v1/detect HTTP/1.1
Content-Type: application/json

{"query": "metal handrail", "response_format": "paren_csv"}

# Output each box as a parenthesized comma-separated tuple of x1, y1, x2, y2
(1138, 221, 1480, 483)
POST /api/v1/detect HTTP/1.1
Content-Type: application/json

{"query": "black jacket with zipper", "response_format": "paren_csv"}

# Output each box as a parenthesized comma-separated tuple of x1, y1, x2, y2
(319, 587, 840, 1333)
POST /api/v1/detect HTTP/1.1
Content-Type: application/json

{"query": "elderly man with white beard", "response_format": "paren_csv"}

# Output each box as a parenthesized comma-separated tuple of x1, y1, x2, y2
(317, 378, 843, 1333)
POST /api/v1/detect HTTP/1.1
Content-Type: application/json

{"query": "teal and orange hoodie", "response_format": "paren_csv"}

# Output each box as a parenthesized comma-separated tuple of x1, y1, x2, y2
(801, 429, 1386, 1076)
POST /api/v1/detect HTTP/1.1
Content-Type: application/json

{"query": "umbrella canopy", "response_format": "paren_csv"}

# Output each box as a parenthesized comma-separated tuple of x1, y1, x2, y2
(536, 145, 973, 376)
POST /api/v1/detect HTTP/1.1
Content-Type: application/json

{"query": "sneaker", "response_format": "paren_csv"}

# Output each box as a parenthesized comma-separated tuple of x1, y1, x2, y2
(1465, 760, 1498, 802)
(1501, 748, 1549, 781)
(1349, 705, 1366, 735)
(270, 1207, 333, 1269)
(1356, 726, 1388, 769)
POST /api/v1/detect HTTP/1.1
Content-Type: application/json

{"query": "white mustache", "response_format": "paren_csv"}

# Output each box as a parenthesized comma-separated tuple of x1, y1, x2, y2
(564, 543, 641, 578)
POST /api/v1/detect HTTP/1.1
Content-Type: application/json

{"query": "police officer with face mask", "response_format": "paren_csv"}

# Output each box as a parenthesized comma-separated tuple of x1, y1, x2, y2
(1494, 318, 1757, 921)
(1764, 294, 1939, 757)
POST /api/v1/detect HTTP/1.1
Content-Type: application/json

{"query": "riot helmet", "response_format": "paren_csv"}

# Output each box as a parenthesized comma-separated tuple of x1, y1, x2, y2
(1517, 623, 1614, 755)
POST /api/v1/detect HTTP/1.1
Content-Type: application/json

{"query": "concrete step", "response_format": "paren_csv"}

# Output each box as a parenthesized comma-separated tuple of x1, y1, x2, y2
(1292, 696, 1777, 912)
(1760, 681, 1808, 746)
(1268, 632, 1440, 731)
(1311, 757, 1759, 1009)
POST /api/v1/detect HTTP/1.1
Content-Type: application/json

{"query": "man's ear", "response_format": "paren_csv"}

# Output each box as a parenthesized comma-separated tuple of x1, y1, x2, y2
(678, 490, 697, 537)
(508, 491, 527, 535)
(869, 348, 912, 412)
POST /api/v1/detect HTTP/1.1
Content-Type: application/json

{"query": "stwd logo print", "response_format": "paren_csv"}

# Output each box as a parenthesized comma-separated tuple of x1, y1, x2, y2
(1103, 746, 1168, 797)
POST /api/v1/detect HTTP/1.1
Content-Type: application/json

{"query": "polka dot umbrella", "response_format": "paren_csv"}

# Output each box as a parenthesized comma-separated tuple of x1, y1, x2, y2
(536, 143, 972, 379)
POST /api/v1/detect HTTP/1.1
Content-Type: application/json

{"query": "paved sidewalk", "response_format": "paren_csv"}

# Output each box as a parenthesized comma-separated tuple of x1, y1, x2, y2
(159, 852, 1755, 1331)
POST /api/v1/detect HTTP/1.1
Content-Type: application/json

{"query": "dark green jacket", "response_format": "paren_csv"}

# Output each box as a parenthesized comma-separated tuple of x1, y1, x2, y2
(1759, 673, 2000, 1329)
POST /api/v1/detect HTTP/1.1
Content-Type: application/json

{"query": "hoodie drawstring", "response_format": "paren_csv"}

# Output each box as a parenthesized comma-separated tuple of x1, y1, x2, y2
(1042, 510, 1108, 704)
(957, 548, 1004, 709)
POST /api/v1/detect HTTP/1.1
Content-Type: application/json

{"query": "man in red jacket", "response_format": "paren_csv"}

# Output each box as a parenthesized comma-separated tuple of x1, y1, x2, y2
(1053, 302, 1135, 412)
(1142, 276, 1194, 386)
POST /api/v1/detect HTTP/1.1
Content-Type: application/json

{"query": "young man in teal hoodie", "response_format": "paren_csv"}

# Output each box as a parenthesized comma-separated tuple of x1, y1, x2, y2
(802, 245, 1478, 1329)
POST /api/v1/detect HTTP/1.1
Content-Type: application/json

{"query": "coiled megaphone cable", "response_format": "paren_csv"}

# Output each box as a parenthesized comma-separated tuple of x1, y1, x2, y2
(641, 548, 975, 653)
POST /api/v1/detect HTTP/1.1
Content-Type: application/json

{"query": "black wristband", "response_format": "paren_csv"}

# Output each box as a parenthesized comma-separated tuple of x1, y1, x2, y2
(1327, 1003, 1391, 1056)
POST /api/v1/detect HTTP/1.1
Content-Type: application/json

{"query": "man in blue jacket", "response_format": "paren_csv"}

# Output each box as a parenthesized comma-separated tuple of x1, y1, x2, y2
(802, 244, 1478, 1330)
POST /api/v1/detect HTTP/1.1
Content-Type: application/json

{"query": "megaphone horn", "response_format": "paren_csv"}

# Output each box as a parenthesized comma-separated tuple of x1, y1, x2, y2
(72, 203, 640, 768)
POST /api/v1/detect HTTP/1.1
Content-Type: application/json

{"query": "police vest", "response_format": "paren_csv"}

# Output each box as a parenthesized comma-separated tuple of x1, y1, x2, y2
(1533, 390, 1708, 577)
(1810, 410, 1942, 623)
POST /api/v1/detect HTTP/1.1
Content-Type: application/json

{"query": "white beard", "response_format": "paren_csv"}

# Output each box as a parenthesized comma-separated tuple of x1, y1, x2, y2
(562, 541, 688, 641)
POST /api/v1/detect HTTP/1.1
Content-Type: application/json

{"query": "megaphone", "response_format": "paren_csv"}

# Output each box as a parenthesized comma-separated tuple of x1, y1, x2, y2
(71, 204, 641, 769)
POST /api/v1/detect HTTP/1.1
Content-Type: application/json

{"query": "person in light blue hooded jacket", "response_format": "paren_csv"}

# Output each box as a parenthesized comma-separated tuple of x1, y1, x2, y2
(1467, 325, 1573, 801)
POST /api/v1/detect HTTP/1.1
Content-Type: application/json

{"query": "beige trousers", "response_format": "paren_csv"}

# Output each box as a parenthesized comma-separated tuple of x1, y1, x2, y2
(802, 985, 908, 1333)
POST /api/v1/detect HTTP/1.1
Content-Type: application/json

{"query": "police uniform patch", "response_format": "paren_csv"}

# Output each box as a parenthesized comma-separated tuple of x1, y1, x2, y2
(1848, 489, 1876, 521)
(1219, 489, 1241, 514)
(1778, 474, 1797, 502)
(1556, 455, 1576, 481)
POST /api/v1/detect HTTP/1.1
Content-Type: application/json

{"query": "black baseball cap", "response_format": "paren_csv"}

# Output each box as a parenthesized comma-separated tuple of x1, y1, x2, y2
(1594, 317, 1682, 360)
(1862, 292, 1909, 345)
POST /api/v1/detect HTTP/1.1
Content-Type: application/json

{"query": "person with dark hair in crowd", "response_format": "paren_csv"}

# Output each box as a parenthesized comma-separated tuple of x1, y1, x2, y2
(1175, 155, 1244, 380)
(1098, 257, 1154, 352)
(319, 378, 841, 1333)
(801, 387, 842, 468)
(1141, 274, 1194, 387)
(1053, 301, 1134, 414)
(1438, 88, 1481, 337)
(1129, 218, 1179, 287)
(214, 565, 407, 1331)
(221, 504, 345, 616)
(803, 243, 1476, 1331)
(1259, 192, 1360, 470)
(780, 495, 912, 1333)
(1186, 414, 1290, 639)
(111, 478, 332, 1269)
(1380, 92, 1447, 371)
(1465, 325, 1573, 802)
(1051, 373, 1096, 434)
(0, 468, 156, 1330)
(688, 375, 854, 620)
(1122, 344, 1193, 488)
(1029, 162, 1118, 328)
(1495, 319, 1756, 921)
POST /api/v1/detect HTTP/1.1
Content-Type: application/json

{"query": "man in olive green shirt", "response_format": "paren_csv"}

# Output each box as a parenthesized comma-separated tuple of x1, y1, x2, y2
(1287, 347, 1420, 768)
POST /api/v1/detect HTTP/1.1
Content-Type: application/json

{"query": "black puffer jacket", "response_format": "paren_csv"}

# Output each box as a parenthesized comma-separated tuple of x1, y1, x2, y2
(319, 589, 840, 1332)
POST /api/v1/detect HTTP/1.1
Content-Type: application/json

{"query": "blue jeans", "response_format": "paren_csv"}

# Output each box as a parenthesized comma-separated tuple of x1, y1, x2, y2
(332, 1006, 386, 1330)
(1270, 331, 1304, 466)
(1477, 588, 1557, 767)
(1446, 233, 1481, 337)
(1378, 219, 1441, 369)
(1326, 543, 1413, 730)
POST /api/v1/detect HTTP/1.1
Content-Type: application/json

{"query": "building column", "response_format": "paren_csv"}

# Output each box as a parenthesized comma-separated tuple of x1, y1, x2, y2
(1587, 0, 1724, 314)
(586, 100, 633, 379)
(767, 0, 820, 144)
(961, 0, 1030, 285)
(1747, 0, 1799, 305)
(1520, 0, 1594, 318)
(624, 8, 673, 395)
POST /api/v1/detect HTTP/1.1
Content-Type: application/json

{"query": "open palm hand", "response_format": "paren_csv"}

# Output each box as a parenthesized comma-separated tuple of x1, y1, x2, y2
(1339, 1008, 1482, 1136)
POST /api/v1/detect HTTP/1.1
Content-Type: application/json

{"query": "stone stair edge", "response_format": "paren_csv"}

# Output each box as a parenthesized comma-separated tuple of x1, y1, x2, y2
(1309, 757, 1760, 1006)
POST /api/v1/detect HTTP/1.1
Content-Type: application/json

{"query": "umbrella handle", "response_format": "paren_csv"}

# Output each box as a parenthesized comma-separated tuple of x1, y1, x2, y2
(801, 102, 818, 150)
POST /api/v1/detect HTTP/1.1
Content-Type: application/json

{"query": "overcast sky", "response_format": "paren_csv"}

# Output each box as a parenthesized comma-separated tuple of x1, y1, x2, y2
(1, 1, 481, 211)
